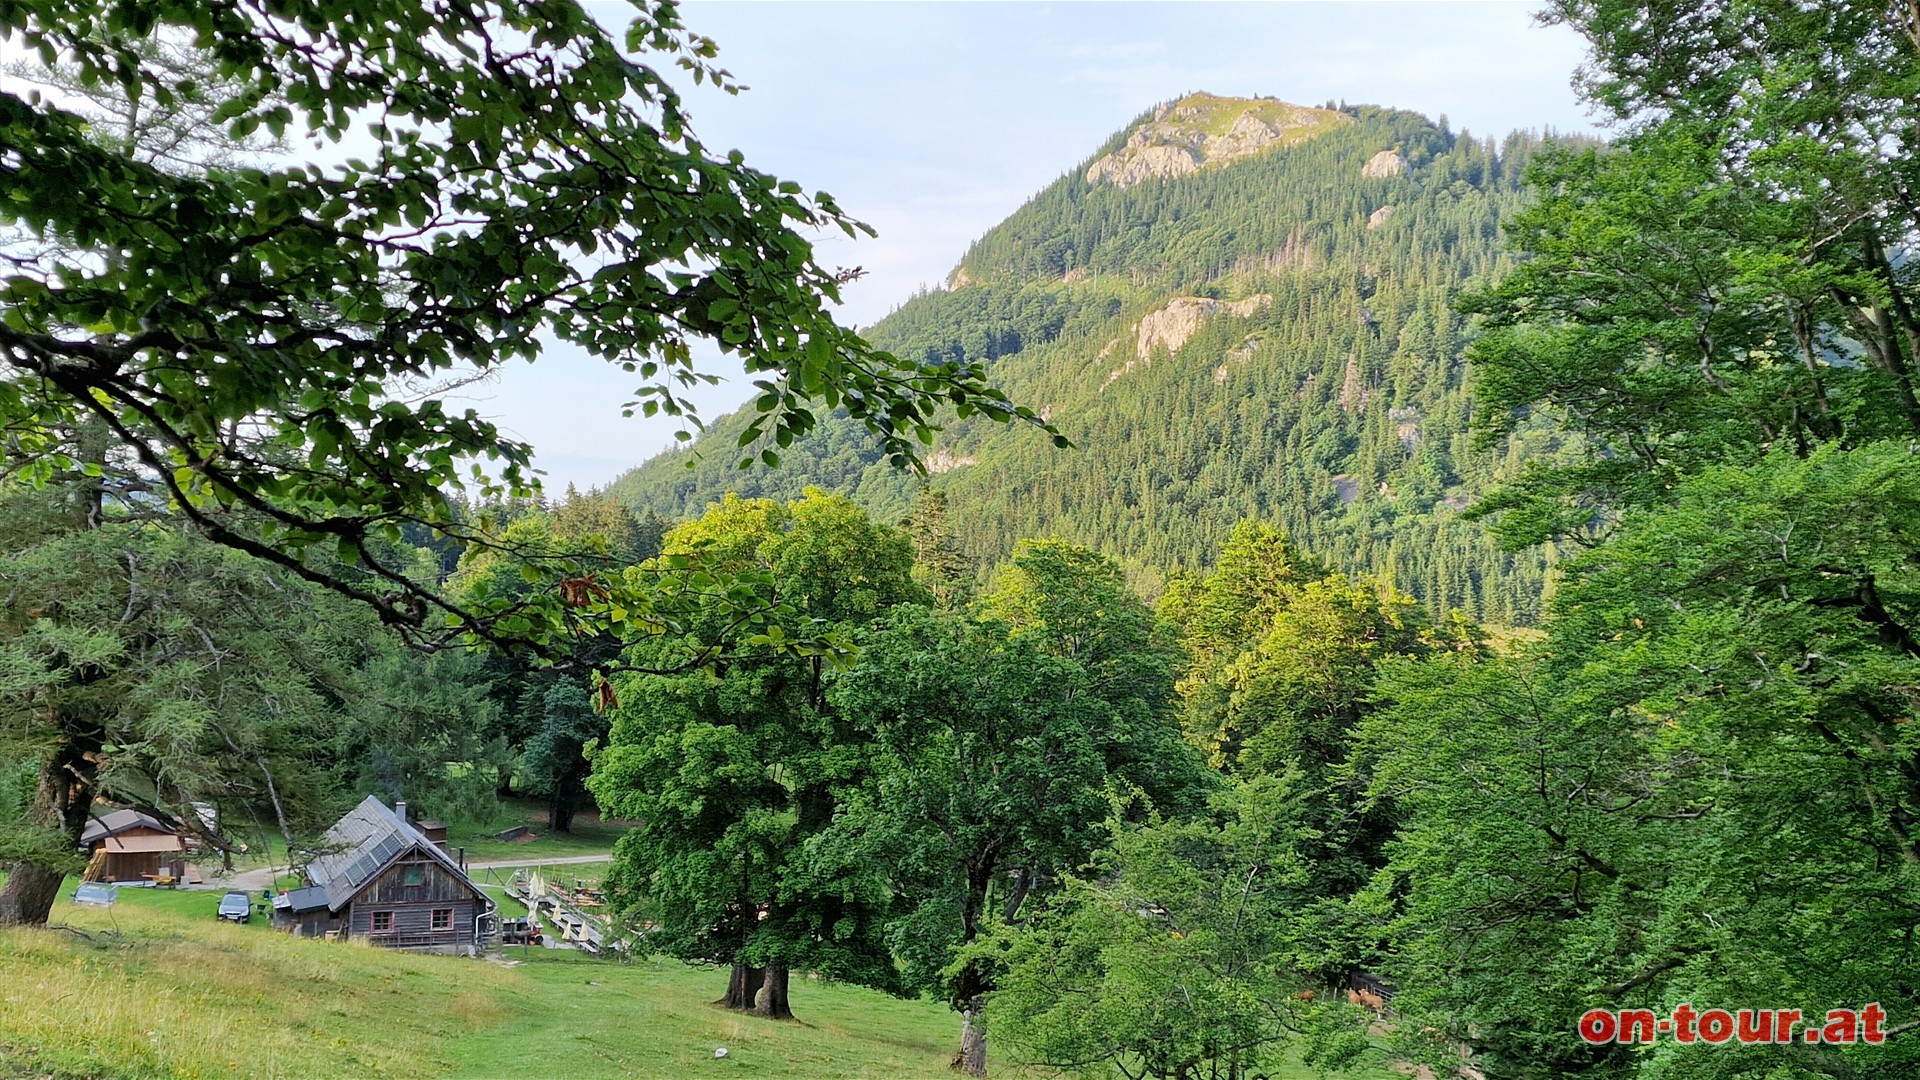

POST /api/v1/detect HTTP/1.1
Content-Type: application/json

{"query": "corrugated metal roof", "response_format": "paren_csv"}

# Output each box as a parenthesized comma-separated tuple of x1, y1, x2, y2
(278, 885, 331, 913)
(305, 796, 484, 913)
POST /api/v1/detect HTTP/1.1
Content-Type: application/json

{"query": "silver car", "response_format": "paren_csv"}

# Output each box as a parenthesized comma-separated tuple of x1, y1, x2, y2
(216, 890, 251, 923)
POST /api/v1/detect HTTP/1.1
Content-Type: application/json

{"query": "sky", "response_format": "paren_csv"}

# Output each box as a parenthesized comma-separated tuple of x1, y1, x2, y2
(455, 2, 1608, 493)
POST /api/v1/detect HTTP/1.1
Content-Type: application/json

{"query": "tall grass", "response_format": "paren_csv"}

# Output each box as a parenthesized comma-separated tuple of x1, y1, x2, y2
(0, 902, 513, 1079)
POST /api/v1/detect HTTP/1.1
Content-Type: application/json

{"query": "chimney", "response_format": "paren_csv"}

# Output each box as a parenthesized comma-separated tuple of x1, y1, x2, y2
(394, 800, 408, 824)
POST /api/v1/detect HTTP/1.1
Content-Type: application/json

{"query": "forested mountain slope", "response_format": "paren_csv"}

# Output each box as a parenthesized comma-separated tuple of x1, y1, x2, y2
(608, 93, 1572, 624)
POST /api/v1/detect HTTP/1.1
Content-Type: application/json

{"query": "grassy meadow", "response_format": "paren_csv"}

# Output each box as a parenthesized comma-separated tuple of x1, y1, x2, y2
(0, 884, 1400, 1080)
(447, 798, 632, 864)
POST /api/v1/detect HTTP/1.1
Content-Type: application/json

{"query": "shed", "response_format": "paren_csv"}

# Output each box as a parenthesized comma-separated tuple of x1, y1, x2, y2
(80, 809, 187, 884)
(275, 796, 495, 954)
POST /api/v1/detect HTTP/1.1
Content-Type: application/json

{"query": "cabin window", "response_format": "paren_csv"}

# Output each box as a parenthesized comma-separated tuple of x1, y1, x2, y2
(371, 911, 393, 934)
(431, 908, 453, 932)
(402, 864, 424, 887)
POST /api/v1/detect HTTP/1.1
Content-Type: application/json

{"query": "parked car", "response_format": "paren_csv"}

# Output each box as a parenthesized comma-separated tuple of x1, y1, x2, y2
(217, 890, 252, 924)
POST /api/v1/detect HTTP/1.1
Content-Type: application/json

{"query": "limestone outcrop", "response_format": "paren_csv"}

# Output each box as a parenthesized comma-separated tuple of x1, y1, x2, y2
(1135, 295, 1270, 360)
(1362, 149, 1408, 179)
(1104, 294, 1272, 388)
(1085, 94, 1349, 189)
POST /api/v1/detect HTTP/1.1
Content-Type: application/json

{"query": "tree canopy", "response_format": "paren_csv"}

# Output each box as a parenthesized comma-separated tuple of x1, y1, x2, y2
(1356, 4, 1920, 1076)
(0, 0, 1057, 664)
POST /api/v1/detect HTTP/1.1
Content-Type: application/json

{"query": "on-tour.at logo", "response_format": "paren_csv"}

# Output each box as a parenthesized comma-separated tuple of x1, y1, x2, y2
(1578, 1004, 1889, 1046)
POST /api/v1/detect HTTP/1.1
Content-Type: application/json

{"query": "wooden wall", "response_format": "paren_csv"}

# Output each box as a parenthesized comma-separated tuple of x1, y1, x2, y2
(344, 851, 486, 951)
(346, 898, 480, 949)
(85, 827, 185, 883)
(88, 850, 185, 883)
(356, 856, 474, 904)
(280, 908, 342, 938)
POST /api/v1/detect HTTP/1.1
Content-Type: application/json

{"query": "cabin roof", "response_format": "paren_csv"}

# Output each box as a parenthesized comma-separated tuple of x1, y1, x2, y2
(80, 808, 175, 846)
(277, 885, 331, 914)
(306, 796, 483, 913)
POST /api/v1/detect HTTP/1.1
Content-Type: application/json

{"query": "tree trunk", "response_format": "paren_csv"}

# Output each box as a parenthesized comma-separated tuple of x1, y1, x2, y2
(752, 964, 794, 1020)
(0, 861, 65, 927)
(1, 711, 103, 927)
(0, 428, 110, 929)
(952, 996, 987, 1077)
(549, 788, 576, 834)
(949, 858, 996, 1075)
(717, 964, 764, 1010)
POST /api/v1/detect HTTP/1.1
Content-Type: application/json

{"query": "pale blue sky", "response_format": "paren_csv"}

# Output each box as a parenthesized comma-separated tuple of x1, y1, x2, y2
(476, 2, 1603, 493)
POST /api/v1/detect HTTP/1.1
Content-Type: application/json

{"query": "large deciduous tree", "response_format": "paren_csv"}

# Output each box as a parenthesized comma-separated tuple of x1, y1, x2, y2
(1364, 447, 1920, 1079)
(830, 540, 1210, 1077)
(588, 490, 922, 1019)
(1471, 0, 1920, 543)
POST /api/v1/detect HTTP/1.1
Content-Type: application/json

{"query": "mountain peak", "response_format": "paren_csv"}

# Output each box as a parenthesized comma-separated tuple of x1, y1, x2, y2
(1084, 93, 1350, 188)
(611, 103, 1558, 625)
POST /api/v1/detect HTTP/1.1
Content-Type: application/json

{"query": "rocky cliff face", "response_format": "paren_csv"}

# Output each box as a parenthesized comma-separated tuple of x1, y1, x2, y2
(1084, 93, 1349, 189)
(1134, 295, 1271, 360)
(1102, 294, 1273, 388)
(1361, 149, 1408, 179)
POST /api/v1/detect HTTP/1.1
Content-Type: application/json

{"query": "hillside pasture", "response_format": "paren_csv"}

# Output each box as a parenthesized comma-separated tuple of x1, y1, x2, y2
(0, 884, 1396, 1080)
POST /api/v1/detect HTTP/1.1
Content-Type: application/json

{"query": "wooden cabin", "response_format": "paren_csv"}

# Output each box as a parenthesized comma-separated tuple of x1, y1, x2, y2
(274, 796, 495, 955)
(80, 809, 187, 884)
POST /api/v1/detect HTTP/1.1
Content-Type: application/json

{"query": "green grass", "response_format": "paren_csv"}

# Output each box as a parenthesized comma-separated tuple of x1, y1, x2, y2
(478, 884, 528, 917)
(94, 882, 271, 923)
(2, 884, 516, 1080)
(1, 885, 1405, 1080)
(464, 861, 608, 908)
(443, 953, 985, 1080)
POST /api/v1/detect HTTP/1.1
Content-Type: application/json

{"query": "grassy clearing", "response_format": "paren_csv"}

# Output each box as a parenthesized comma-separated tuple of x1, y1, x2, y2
(478, 883, 528, 918)
(464, 862, 607, 911)
(448, 797, 632, 864)
(0, 885, 1401, 1080)
(443, 953, 994, 1080)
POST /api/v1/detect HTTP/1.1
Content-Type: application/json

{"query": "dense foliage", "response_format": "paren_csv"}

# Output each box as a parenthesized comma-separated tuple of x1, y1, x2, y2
(0, 0, 1054, 667)
(987, 779, 1374, 1080)
(589, 491, 927, 1020)
(1365, 449, 1920, 1078)
(1348, 3, 1920, 1077)
(0, 0, 1062, 930)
